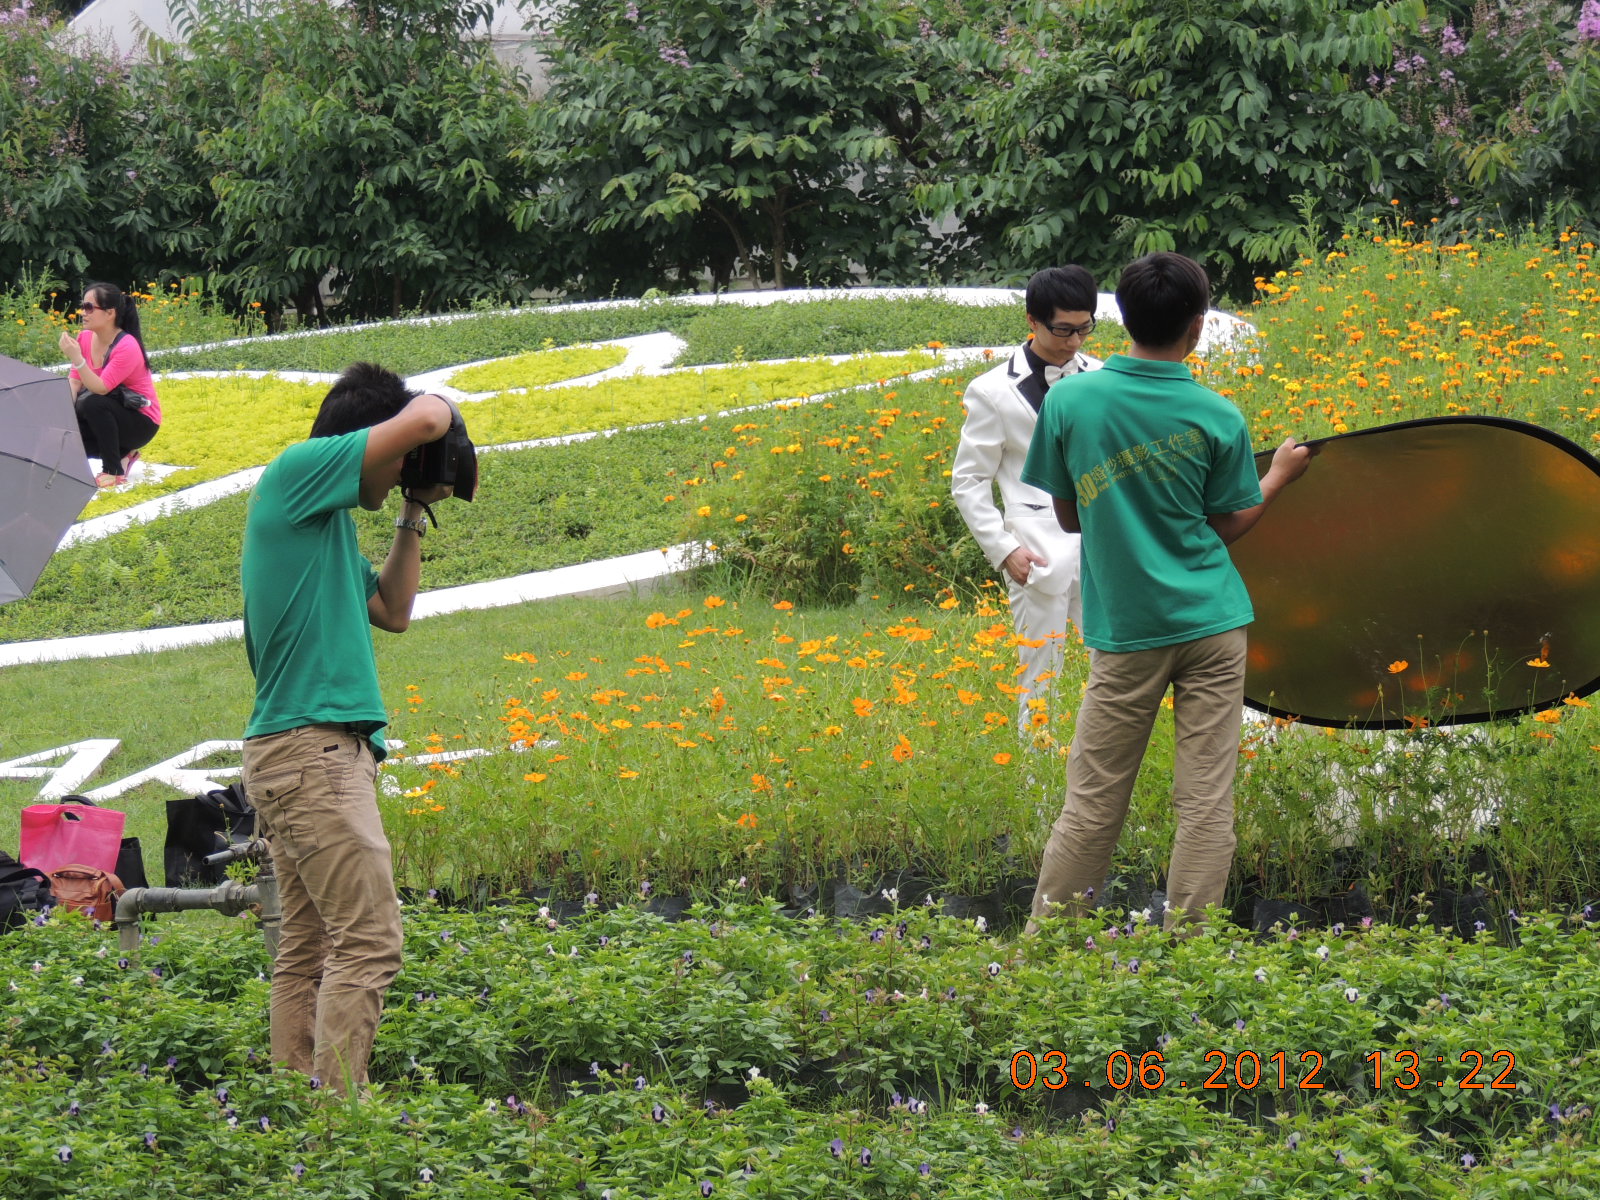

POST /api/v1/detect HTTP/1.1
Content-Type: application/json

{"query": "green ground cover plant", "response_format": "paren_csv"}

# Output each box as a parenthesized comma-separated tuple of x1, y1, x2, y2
(443, 344, 628, 391)
(2, 901, 1599, 1197)
(76, 375, 329, 520)
(143, 295, 1034, 377)
(465, 351, 941, 445)
(68, 348, 943, 520)
(0, 421, 715, 645)
(673, 296, 1028, 366)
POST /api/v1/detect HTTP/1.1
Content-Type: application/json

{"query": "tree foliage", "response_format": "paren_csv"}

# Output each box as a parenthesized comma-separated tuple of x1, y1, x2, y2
(923, 0, 1428, 293)
(0, 3, 132, 285)
(143, 0, 552, 320)
(532, 0, 966, 294)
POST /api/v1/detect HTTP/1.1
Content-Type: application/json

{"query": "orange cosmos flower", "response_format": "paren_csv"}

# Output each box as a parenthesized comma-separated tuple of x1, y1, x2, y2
(736, 812, 759, 828)
(618, 768, 641, 780)
(891, 735, 914, 763)
(523, 772, 548, 783)
(705, 596, 727, 609)
(1564, 694, 1592, 708)
(1387, 660, 1408, 674)
(852, 697, 875, 718)
(750, 774, 774, 794)
(1527, 657, 1551, 668)
(773, 600, 794, 610)
(993, 752, 1013, 765)
(1534, 709, 1562, 724)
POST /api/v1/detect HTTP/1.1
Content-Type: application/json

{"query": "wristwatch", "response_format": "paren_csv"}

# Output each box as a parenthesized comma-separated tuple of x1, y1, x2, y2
(394, 516, 427, 538)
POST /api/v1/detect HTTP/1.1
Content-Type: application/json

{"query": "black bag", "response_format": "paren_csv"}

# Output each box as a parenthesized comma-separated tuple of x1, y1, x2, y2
(96, 332, 151, 410)
(0, 848, 53, 932)
(164, 783, 255, 886)
(110, 384, 150, 411)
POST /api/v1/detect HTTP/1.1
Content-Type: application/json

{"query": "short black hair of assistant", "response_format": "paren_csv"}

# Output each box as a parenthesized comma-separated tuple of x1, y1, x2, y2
(309, 362, 415, 439)
(1115, 253, 1211, 348)
(1024, 265, 1098, 323)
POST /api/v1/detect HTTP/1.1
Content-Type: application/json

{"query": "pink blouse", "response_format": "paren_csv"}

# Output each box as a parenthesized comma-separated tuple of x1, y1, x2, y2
(69, 330, 163, 425)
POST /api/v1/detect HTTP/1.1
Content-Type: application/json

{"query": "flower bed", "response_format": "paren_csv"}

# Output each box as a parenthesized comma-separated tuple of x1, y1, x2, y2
(1, 901, 1597, 1197)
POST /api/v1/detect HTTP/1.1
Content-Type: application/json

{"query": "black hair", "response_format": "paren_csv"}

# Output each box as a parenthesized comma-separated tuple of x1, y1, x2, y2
(309, 362, 416, 438)
(1024, 265, 1098, 323)
(1114, 253, 1211, 348)
(83, 282, 149, 367)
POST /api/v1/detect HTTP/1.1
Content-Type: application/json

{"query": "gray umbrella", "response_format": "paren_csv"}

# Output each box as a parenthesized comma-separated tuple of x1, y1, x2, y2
(0, 353, 97, 605)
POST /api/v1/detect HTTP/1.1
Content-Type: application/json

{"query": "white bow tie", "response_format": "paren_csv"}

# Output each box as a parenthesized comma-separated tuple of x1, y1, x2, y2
(1043, 361, 1070, 385)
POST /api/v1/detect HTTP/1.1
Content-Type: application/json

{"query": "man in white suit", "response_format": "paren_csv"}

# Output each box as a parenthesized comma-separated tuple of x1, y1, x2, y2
(951, 266, 1101, 739)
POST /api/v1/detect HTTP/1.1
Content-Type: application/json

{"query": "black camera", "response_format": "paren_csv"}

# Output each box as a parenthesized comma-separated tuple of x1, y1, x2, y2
(401, 396, 478, 506)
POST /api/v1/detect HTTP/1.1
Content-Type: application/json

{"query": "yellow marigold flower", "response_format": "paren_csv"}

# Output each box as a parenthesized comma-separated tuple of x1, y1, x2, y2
(1387, 660, 1408, 674)
(696, 505, 712, 517)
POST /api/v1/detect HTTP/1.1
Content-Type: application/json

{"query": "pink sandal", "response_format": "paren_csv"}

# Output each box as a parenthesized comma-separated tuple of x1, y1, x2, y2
(121, 450, 141, 475)
(94, 473, 127, 489)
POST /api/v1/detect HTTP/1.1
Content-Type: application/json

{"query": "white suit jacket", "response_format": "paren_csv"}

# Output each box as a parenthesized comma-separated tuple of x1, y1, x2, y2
(951, 344, 1102, 595)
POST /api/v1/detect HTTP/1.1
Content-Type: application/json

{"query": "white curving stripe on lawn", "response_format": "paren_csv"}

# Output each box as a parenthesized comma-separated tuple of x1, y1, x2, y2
(405, 331, 688, 398)
(0, 545, 701, 668)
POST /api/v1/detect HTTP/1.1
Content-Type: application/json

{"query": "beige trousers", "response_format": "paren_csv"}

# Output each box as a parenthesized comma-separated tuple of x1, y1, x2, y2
(1007, 568, 1082, 739)
(1031, 626, 1249, 930)
(242, 725, 404, 1094)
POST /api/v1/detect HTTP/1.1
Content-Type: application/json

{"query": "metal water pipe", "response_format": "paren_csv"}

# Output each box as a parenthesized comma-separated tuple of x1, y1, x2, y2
(112, 839, 281, 957)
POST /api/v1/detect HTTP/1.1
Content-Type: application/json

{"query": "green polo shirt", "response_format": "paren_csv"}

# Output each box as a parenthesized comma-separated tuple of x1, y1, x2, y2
(1022, 354, 1263, 652)
(241, 430, 388, 760)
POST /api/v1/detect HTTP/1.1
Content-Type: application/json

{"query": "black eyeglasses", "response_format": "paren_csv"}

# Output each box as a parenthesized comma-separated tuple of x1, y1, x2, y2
(1042, 317, 1095, 339)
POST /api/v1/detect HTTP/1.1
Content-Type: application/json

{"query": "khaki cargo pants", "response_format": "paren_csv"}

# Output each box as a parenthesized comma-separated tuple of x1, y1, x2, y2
(1031, 626, 1249, 931)
(242, 724, 403, 1094)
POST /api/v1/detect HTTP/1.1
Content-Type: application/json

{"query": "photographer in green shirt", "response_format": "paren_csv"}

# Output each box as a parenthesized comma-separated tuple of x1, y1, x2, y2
(1022, 253, 1312, 931)
(240, 362, 455, 1094)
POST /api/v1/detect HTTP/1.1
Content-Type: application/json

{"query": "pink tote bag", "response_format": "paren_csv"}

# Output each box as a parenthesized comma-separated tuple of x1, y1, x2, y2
(19, 802, 126, 876)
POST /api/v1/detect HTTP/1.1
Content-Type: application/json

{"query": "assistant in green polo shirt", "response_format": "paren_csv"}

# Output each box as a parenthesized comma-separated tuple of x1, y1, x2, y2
(1020, 252, 1312, 933)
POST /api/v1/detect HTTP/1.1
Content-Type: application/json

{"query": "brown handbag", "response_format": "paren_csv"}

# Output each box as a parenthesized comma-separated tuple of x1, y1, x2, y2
(46, 864, 125, 923)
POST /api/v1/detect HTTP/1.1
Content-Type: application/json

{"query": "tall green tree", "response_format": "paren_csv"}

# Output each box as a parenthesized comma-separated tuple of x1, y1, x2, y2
(144, 0, 552, 320)
(0, 5, 134, 285)
(532, 0, 963, 294)
(922, 0, 1426, 294)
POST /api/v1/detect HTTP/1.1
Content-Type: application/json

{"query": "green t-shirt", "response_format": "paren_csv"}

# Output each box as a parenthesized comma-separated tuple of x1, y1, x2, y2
(1022, 354, 1263, 653)
(241, 430, 388, 759)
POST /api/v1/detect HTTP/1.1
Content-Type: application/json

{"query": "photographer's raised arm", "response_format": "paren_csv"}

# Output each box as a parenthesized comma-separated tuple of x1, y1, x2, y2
(364, 393, 455, 633)
(362, 393, 454, 479)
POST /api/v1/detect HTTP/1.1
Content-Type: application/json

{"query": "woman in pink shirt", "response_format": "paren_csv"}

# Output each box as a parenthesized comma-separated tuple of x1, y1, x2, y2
(57, 282, 164, 488)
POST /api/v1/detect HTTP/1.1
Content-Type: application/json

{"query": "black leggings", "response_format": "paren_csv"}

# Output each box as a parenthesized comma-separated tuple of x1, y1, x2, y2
(75, 391, 158, 476)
